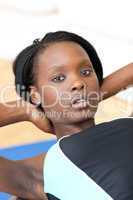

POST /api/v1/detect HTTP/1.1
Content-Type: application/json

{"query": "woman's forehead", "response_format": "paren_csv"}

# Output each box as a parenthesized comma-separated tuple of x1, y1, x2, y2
(37, 41, 91, 70)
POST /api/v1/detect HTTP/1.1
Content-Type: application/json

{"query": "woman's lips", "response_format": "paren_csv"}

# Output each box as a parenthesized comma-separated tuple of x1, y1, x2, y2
(71, 99, 89, 109)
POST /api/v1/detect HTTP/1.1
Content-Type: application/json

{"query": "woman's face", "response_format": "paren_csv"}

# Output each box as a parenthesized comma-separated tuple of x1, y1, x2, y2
(33, 41, 100, 125)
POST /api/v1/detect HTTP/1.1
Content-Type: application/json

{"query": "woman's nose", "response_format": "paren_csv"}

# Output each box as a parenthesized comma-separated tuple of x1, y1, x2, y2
(71, 80, 85, 92)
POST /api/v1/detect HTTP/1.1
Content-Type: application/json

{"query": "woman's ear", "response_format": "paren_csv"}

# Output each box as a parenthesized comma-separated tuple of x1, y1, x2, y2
(29, 86, 41, 106)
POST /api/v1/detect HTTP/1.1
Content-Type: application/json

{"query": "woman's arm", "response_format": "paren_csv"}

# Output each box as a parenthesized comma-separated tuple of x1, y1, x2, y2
(100, 63, 133, 100)
(0, 154, 48, 200)
(0, 99, 54, 134)
(1, 63, 132, 133)
(0, 100, 28, 127)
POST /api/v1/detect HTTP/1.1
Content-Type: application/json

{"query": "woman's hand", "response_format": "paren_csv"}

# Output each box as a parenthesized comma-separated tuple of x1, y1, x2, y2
(27, 103, 55, 135)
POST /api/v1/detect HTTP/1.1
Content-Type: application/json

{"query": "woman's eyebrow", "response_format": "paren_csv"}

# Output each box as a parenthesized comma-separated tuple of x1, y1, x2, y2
(48, 65, 65, 73)
(48, 59, 92, 73)
(79, 59, 92, 66)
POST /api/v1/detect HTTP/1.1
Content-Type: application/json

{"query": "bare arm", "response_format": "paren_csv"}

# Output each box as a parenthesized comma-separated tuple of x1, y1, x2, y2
(100, 63, 133, 100)
(0, 154, 48, 200)
(0, 99, 54, 134)
(0, 100, 28, 127)
(1, 63, 132, 131)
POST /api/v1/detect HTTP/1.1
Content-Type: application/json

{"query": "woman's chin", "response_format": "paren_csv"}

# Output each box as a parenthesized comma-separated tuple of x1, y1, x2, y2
(46, 107, 97, 124)
(62, 108, 96, 123)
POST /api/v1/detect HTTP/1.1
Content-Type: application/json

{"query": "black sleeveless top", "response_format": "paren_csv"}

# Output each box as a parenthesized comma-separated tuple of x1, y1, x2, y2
(45, 118, 133, 200)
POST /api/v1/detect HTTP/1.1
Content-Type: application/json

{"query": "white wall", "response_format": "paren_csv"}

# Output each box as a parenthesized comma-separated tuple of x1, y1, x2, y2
(0, 0, 132, 101)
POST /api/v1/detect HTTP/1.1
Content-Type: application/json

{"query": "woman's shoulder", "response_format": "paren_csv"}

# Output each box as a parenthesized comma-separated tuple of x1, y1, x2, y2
(108, 117, 133, 128)
(99, 117, 133, 138)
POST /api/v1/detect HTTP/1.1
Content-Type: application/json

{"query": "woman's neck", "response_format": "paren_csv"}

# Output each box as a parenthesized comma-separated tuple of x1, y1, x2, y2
(53, 118, 95, 140)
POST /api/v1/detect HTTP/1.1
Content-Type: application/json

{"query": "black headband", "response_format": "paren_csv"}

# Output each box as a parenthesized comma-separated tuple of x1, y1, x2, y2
(15, 44, 39, 91)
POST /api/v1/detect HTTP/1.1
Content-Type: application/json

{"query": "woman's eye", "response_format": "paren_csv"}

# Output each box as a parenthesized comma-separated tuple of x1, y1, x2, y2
(52, 75, 65, 82)
(80, 68, 93, 76)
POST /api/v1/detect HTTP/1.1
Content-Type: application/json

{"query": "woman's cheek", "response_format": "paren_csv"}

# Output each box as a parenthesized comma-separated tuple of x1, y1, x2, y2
(40, 85, 59, 109)
(87, 84, 100, 110)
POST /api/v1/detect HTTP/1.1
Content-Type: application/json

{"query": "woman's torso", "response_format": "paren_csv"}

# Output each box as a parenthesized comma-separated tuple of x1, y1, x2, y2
(44, 118, 133, 200)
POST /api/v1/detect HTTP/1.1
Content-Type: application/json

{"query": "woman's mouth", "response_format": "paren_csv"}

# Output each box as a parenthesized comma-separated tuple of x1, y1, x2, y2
(71, 99, 89, 109)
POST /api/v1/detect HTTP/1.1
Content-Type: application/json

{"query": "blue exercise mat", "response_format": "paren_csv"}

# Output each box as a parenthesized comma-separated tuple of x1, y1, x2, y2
(0, 139, 56, 200)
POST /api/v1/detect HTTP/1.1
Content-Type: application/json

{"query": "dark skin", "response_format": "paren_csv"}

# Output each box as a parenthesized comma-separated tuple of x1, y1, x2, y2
(13, 41, 103, 200)
(0, 64, 132, 134)
(31, 41, 100, 139)
(0, 41, 100, 200)
(0, 42, 133, 200)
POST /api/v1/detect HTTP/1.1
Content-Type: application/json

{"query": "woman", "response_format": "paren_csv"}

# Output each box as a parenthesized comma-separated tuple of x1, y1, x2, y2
(0, 31, 133, 200)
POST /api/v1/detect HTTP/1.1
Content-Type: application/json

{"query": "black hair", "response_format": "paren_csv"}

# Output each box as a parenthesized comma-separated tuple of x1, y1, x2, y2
(13, 31, 103, 102)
